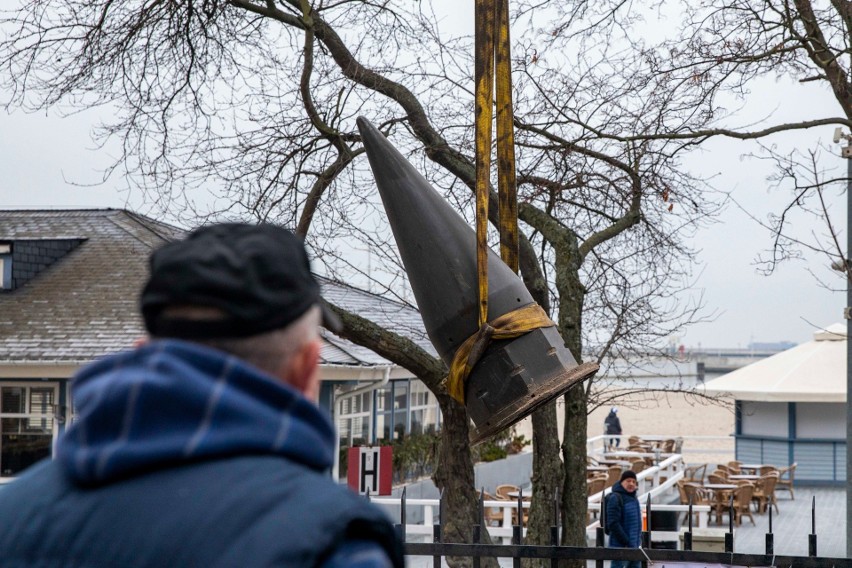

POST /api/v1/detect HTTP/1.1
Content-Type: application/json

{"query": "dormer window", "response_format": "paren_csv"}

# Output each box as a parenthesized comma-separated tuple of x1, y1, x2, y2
(0, 243, 10, 290)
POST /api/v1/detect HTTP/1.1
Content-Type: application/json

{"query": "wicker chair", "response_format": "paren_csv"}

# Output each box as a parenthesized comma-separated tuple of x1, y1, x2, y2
(728, 484, 756, 526)
(776, 463, 796, 499)
(682, 482, 713, 525)
(707, 473, 727, 485)
(727, 460, 742, 474)
(753, 473, 780, 514)
(605, 465, 622, 488)
(587, 475, 607, 497)
(759, 465, 778, 476)
(481, 491, 505, 526)
(630, 460, 646, 474)
(495, 484, 519, 500)
(683, 463, 707, 483)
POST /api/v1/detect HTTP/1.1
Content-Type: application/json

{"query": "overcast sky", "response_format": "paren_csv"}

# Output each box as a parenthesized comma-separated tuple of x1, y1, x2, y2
(0, 4, 844, 350)
(1, 101, 842, 349)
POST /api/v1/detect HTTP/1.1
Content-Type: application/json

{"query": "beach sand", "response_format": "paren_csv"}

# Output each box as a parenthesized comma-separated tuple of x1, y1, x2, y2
(514, 389, 736, 466)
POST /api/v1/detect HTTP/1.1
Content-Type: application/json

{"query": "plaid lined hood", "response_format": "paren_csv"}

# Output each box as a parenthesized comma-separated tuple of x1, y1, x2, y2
(56, 340, 335, 485)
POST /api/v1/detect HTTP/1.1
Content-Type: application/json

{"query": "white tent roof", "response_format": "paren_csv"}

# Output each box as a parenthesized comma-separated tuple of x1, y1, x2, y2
(702, 323, 846, 403)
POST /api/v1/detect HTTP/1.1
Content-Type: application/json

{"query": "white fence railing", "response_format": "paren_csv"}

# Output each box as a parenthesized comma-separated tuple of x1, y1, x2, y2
(371, 452, 715, 544)
(587, 434, 734, 459)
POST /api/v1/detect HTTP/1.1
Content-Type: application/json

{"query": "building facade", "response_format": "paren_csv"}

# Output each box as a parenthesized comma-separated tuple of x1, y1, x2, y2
(0, 209, 441, 479)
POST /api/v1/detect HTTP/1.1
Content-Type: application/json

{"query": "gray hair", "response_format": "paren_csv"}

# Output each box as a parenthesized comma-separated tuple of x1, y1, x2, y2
(157, 305, 321, 378)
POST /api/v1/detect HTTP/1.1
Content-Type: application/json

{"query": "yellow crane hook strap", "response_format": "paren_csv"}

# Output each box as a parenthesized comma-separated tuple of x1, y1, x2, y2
(453, 0, 527, 405)
(442, 303, 556, 404)
(495, 0, 519, 274)
(474, 0, 496, 328)
(474, 0, 520, 330)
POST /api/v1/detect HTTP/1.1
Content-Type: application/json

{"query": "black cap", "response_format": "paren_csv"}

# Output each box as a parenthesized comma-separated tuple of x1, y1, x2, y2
(141, 223, 342, 339)
(620, 470, 637, 482)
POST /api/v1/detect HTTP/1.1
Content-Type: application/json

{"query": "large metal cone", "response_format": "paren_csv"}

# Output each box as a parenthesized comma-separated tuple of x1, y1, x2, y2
(357, 117, 598, 443)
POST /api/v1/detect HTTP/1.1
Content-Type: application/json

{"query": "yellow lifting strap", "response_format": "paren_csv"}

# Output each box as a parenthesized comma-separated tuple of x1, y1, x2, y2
(443, 0, 537, 405)
(443, 304, 555, 404)
(474, 0, 519, 328)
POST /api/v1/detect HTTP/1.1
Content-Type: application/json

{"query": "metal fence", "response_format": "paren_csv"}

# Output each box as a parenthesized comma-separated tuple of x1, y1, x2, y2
(386, 488, 852, 567)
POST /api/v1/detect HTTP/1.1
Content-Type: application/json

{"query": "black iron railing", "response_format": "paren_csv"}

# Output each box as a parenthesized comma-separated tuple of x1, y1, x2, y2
(381, 488, 852, 567)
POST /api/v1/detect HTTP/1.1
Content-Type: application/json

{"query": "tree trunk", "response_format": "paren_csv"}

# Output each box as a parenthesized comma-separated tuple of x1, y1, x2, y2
(433, 393, 499, 568)
(525, 401, 563, 567)
(556, 241, 587, 568)
(561, 387, 588, 553)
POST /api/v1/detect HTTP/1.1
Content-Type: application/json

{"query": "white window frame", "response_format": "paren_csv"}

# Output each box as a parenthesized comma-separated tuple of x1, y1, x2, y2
(0, 382, 60, 478)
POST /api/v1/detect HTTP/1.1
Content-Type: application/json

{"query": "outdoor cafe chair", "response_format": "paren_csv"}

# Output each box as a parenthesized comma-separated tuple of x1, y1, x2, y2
(683, 463, 707, 483)
(495, 484, 519, 500)
(681, 482, 713, 525)
(605, 465, 621, 488)
(707, 473, 727, 485)
(776, 463, 796, 499)
(728, 484, 756, 526)
(481, 491, 505, 527)
(587, 475, 607, 497)
(752, 473, 779, 514)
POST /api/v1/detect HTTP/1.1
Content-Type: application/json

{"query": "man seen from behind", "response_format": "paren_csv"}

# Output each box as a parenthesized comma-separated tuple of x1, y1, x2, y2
(0, 223, 404, 567)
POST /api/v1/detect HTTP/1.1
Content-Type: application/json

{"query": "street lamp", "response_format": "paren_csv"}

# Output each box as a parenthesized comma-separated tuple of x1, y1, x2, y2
(835, 128, 852, 558)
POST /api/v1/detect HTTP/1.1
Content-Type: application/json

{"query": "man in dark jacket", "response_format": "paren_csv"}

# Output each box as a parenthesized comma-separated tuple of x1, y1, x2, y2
(0, 223, 405, 568)
(605, 470, 642, 568)
(604, 406, 622, 449)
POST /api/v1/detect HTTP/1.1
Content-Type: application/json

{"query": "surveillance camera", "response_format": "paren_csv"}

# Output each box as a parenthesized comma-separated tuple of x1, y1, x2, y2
(834, 127, 843, 144)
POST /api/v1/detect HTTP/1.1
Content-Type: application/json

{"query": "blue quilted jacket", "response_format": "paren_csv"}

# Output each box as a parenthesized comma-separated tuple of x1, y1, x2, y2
(0, 340, 403, 567)
(605, 481, 642, 548)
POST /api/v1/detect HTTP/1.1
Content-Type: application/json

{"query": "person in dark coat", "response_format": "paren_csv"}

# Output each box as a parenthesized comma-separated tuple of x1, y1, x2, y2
(605, 470, 642, 568)
(604, 406, 622, 449)
(0, 223, 405, 568)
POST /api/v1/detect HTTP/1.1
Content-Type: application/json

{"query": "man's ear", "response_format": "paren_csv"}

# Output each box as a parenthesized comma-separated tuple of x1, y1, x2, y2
(284, 339, 321, 401)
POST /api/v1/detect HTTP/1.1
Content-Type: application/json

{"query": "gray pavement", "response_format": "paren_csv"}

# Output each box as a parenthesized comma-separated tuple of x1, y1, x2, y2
(726, 485, 845, 558)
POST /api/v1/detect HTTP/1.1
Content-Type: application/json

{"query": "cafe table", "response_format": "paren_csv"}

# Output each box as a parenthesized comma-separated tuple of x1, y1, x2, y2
(596, 459, 631, 468)
(727, 474, 760, 481)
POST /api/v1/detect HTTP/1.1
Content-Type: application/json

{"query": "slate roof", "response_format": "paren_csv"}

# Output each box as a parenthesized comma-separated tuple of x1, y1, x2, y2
(0, 209, 433, 369)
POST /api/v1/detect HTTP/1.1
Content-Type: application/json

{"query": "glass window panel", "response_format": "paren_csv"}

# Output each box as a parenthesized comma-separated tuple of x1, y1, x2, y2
(29, 388, 54, 414)
(377, 387, 391, 412)
(1, 432, 52, 476)
(2, 418, 21, 434)
(394, 382, 409, 411)
(1, 388, 24, 414)
(411, 409, 424, 436)
(352, 416, 368, 444)
(25, 417, 53, 434)
(338, 417, 351, 441)
(376, 413, 390, 441)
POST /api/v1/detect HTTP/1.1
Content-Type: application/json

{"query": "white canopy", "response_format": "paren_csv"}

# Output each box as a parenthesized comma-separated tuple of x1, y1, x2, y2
(702, 323, 846, 403)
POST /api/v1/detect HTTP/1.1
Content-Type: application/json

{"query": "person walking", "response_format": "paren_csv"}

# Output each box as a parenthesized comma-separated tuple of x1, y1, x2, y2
(605, 470, 642, 568)
(604, 406, 622, 449)
(0, 223, 404, 568)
